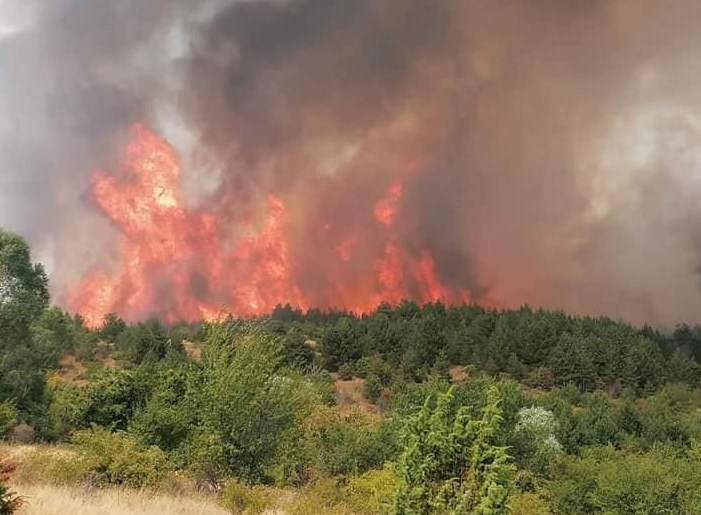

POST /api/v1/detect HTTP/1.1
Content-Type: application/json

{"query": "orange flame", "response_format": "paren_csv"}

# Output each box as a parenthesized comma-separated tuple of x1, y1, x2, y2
(373, 180, 403, 227)
(68, 125, 470, 327)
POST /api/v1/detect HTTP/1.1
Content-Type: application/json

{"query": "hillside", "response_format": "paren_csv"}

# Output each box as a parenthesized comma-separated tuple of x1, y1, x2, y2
(3, 299, 701, 513)
(5, 225, 701, 513)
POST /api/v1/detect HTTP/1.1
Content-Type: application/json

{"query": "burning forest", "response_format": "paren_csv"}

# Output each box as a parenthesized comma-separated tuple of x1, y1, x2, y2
(3, 0, 701, 325)
(66, 124, 467, 327)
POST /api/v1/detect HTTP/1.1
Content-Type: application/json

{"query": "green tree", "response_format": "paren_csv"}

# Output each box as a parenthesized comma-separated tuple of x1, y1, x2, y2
(395, 385, 515, 514)
(548, 335, 597, 392)
(184, 323, 312, 484)
(280, 328, 316, 371)
(98, 313, 127, 343)
(0, 229, 50, 414)
(115, 320, 171, 364)
(321, 318, 361, 371)
(0, 229, 49, 338)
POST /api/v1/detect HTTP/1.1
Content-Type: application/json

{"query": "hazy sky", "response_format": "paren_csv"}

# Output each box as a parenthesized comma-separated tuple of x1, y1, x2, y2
(3, 0, 701, 326)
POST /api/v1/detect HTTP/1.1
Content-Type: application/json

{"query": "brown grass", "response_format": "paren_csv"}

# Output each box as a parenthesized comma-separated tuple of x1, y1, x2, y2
(55, 355, 89, 387)
(14, 484, 229, 515)
(181, 340, 202, 361)
(333, 377, 377, 415)
(1, 444, 228, 514)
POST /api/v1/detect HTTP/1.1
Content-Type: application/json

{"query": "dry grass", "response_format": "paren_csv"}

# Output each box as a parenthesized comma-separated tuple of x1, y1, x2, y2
(333, 377, 377, 415)
(55, 354, 89, 387)
(1, 444, 228, 514)
(14, 483, 229, 515)
(182, 340, 203, 361)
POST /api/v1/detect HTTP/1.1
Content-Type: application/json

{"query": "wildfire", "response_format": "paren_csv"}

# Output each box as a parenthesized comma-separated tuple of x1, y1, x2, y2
(68, 125, 470, 327)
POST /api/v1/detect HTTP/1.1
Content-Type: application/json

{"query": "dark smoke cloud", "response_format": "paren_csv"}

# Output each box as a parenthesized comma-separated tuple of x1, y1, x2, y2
(3, 0, 701, 325)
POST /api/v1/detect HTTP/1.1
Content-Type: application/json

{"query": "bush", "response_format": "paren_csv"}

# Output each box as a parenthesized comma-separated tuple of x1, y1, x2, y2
(71, 427, 173, 488)
(338, 363, 354, 381)
(508, 492, 552, 514)
(289, 468, 396, 515)
(343, 468, 396, 514)
(512, 406, 562, 474)
(364, 374, 382, 404)
(548, 445, 701, 514)
(219, 479, 272, 514)
(10, 424, 34, 444)
(0, 458, 25, 514)
(289, 478, 349, 515)
(395, 385, 515, 514)
(303, 406, 398, 477)
(0, 404, 17, 440)
(524, 367, 555, 390)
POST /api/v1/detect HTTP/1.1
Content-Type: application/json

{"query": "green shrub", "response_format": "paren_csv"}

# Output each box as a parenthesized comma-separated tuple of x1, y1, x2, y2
(304, 406, 398, 477)
(71, 427, 173, 488)
(512, 406, 563, 474)
(343, 467, 396, 514)
(219, 479, 272, 514)
(395, 385, 515, 514)
(364, 374, 382, 404)
(0, 404, 17, 440)
(338, 363, 354, 381)
(508, 491, 552, 514)
(289, 468, 396, 515)
(548, 445, 701, 514)
(289, 478, 349, 515)
(0, 482, 24, 515)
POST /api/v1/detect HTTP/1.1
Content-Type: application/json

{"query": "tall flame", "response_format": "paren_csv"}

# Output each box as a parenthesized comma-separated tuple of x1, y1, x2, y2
(68, 125, 470, 327)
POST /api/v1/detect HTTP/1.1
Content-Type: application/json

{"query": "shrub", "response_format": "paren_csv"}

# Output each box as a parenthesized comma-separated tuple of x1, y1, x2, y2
(303, 406, 398, 478)
(343, 467, 396, 514)
(0, 404, 17, 440)
(289, 468, 396, 515)
(524, 367, 555, 390)
(508, 492, 552, 514)
(0, 482, 23, 515)
(548, 445, 701, 514)
(512, 406, 562, 474)
(72, 427, 173, 488)
(289, 478, 349, 515)
(0, 458, 25, 514)
(364, 374, 382, 404)
(338, 363, 354, 381)
(395, 385, 515, 514)
(219, 479, 272, 514)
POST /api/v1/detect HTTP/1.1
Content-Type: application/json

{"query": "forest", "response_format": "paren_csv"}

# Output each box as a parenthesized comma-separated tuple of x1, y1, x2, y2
(3, 226, 701, 514)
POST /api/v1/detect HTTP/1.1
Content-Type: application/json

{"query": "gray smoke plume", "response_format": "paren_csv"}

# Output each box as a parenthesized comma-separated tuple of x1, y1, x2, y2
(2, 0, 701, 325)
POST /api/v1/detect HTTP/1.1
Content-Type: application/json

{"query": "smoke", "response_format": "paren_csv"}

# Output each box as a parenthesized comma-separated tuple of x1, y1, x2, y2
(2, 0, 701, 325)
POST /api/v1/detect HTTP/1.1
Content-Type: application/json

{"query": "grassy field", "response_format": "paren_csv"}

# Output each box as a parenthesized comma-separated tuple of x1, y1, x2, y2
(14, 484, 229, 515)
(2, 444, 229, 515)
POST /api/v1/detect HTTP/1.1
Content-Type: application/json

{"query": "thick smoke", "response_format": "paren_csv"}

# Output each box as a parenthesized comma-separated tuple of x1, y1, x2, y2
(2, 0, 701, 325)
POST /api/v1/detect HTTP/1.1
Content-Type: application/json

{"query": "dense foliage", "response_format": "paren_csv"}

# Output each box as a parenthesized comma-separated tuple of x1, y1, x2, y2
(4, 227, 701, 513)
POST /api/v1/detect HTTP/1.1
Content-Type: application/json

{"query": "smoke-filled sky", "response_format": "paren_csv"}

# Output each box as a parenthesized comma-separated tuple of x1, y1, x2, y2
(2, 0, 701, 326)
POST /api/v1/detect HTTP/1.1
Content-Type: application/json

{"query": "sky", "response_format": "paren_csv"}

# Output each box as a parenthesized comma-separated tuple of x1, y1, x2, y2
(3, 0, 701, 326)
